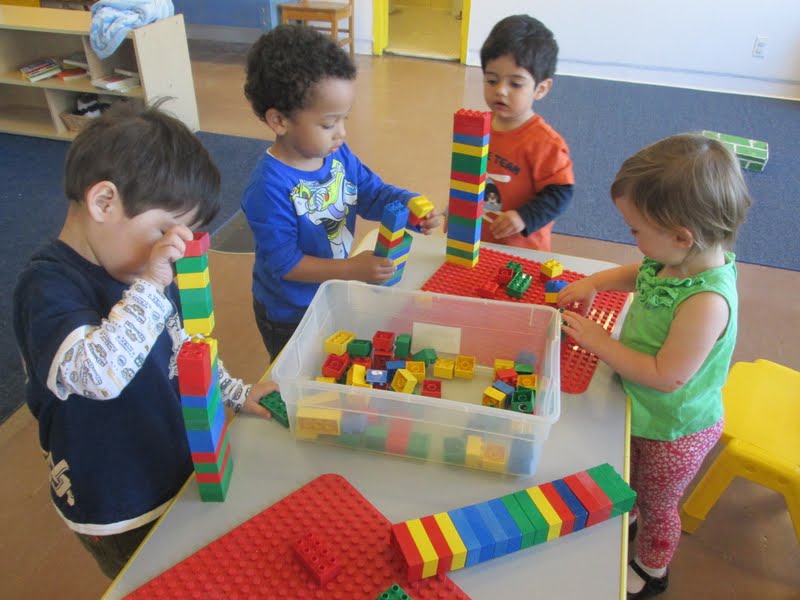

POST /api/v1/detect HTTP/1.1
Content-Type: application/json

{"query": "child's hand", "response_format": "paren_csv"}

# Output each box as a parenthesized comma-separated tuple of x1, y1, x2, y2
(489, 210, 525, 239)
(240, 380, 281, 418)
(418, 209, 444, 234)
(560, 311, 610, 355)
(141, 225, 193, 290)
(347, 251, 396, 284)
(557, 277, 598, 316)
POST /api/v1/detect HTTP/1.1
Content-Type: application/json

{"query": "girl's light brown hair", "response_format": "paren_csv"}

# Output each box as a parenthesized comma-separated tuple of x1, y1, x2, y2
(610, 133, 751, 251)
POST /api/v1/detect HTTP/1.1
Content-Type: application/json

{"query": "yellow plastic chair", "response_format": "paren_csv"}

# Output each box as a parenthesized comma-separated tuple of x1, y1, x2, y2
(681, 359, 800, 541)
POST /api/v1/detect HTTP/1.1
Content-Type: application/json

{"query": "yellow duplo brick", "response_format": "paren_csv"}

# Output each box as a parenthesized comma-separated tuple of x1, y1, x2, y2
(316, 376, 336, 383)
(482, 442, 508, 472)
(453, 355, 475, 379)
(184, 313, 215, 336)
(391, 368, 417, 393)
(541, 258, 563, 278)
(452, 141, 489, 157)
(493, 358, 514, 378)
(392, 254, 409, 268)
(191, 336, 218, 364)
(378, 223, 406, 241)
(323, 330, 356, 355)
(405, 361, 427, 380)
(544, 292, 559, 304)
(406, 519, 439, 579)
(449, 178, 486, 195)
(408, 195, 435, 218)
(176, 268, 210, 289)
(346, 364, 367, 386)
(446, 238, 480, 253)
(295, 407, 342, 436)
(445, 254, 479, 268)
(465, 435, 483, 468)
(433, 512, 467, 571)
(517, 374, 537, 390)
(527, 486, 562, 540)
(433, 358, 455, 379)
(481, 386, 505, 408)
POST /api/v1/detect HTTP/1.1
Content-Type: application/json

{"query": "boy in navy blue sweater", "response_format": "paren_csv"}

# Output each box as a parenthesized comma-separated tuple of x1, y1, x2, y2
(12, 104, 277, 578)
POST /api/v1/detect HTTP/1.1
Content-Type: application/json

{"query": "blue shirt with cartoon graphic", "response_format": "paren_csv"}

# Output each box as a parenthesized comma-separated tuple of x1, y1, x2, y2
(242, 143, 417, 323)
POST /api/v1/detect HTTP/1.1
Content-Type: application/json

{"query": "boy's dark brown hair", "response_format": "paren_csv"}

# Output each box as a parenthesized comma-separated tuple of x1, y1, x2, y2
(480, 14, 559, 84)
(64, 101, 221, 226)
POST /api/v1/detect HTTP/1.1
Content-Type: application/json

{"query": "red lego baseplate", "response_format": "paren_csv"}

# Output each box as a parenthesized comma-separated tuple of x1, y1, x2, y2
(420, 247, 629, 394)
(125, 474, 471, 600)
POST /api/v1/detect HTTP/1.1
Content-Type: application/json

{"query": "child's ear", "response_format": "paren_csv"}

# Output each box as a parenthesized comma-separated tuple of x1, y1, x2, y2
(533, 78, 553, 101)
(674, 226, 695, 249)
(85, 181, 122, 224)
(264, 108, 289, 136)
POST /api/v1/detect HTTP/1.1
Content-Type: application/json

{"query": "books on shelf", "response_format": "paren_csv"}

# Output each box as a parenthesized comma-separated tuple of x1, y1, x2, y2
(56, 67, 89, 82)
(20, 57, 62, 83)
(62, 51, 89, 70)
(91, 73, 140, 92)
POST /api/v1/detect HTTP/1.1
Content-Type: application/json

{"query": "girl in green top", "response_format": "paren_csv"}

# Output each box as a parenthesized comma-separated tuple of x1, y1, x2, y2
(558, 134, 752, 600)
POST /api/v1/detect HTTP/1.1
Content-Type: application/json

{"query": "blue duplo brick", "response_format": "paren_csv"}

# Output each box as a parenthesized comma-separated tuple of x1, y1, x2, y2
(552, 479, 589, 532)
(447, 508, 482, 567)
(461, 505, 496, 563)
(474, 501, 510, 558)
(488, 498, 523, 554)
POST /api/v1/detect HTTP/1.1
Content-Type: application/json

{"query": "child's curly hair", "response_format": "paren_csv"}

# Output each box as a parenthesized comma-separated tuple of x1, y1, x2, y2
(244, 24, 356, 120)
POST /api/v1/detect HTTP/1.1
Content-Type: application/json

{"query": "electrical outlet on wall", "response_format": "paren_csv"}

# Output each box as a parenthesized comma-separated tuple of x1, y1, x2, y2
(752, 36, 769, 58)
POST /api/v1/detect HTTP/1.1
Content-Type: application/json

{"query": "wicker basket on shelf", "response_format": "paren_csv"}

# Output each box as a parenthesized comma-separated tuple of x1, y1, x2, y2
(60, 111, 93, 133)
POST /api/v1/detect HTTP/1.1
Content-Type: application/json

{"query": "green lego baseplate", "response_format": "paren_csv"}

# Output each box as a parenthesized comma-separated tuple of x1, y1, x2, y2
(702, 130, 768, 172)
(259, 391, 289, 428)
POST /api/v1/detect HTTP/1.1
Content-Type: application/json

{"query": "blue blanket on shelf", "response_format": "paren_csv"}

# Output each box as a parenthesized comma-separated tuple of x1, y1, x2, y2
(90, 0, 174, 59)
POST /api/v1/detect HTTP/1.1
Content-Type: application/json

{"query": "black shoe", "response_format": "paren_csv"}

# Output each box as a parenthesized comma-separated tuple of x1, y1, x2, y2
(627, 559, 669, 599)
(629, 519, 638, 542)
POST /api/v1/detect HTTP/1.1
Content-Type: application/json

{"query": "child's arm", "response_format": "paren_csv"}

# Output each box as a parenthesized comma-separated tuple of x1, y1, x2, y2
(561, 292, 730, 392)
(216, 367, 278, 418)
(491, 184, 573, 239)
(557, 264, 639, 316)
(284, 252, 396, 285)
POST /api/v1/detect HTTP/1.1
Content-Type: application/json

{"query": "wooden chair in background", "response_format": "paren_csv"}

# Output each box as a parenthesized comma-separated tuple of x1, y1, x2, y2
(278, 0, 354, 58)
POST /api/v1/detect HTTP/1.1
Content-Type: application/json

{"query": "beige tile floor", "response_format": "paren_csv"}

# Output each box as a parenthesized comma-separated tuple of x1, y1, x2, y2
(2, 42, 798, 599)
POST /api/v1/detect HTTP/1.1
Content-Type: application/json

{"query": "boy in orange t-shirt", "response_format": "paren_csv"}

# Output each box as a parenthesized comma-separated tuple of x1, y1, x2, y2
(480, 15, 574, 251)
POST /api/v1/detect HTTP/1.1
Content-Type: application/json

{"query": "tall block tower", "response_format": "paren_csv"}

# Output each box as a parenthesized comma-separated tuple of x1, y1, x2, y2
(446, 109, 492, 267)
(175, 232, 233, 502)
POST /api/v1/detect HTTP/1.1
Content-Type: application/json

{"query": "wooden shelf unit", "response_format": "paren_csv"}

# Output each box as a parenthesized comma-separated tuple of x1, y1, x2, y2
(0, 5, 198, 140)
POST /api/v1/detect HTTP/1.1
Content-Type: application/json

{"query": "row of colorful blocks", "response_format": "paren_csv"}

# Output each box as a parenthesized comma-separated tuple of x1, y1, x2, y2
(391, 463, 636, 581)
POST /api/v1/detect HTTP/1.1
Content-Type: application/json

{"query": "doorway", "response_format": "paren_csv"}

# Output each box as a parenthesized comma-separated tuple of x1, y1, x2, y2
(379, 0, 464, 62)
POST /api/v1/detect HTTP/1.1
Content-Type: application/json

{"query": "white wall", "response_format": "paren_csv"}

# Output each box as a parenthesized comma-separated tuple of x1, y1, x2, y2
(463, 0, 800, 98)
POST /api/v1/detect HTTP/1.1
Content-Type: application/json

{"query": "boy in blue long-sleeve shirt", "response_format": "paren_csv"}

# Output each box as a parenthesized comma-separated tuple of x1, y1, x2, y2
(242, 24, 443, 360)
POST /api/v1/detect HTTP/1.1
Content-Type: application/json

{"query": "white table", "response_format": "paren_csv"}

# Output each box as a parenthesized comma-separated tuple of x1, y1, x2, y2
(104, 231, 631, 600)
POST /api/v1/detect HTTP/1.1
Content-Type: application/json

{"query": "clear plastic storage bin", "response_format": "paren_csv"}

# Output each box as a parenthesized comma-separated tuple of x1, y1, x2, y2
(270, 280, 561, 476)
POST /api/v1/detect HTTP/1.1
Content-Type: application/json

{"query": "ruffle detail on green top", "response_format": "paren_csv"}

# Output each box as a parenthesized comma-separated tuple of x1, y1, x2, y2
(635, 257, 705, 308)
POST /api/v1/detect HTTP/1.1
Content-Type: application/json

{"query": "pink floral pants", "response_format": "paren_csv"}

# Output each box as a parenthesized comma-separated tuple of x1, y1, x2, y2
(630, 419, 723, 569)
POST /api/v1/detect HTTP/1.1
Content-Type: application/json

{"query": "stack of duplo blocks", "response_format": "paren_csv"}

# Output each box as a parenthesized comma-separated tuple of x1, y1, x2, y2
(446, 109, 492, 268)
(391, 463, 636, 580)
(374, 201, 413, 287)
(175, 233, 233, 501)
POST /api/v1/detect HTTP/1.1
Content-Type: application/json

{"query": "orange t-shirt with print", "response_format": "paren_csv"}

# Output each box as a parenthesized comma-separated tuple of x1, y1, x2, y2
(481, 114, 574, 251)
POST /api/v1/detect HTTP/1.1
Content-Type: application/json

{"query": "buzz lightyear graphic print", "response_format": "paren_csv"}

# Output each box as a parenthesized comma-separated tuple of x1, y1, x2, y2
(290, 159, 357, 258)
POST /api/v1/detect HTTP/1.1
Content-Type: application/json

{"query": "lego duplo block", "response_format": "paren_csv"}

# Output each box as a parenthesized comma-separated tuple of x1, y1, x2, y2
(386, 418, 413, 454)
(175, 253, 208, 274)
(420, 379, 442, 398)
(432, 358, 455, 379)
(259, 391, 289, 428)
(482, 442, 509, 473)
(365, 369, 388, 384)
(378, 223, 406, 243)
(405, 361, 427, 380)
(516, 350, 537, 366)
(445, 508, 482, 567)
(184, 231, 210, 258)
(550, 479, 589, 532)
(432, 512, 468, 571)
(445, 253, 480, 269)
(541, 258, 563, 278)
(445, 243, 480, 262)
(347, 339, 372, 357)
(453, 355, 475, 379)
(391, 522, 425, 581)
(481, 386, 506, 408)
(364, 424, 388, 450)
(178, 285, 214, 320)
(177, 341, 212, 396)
(185, 402, 225, 453)
(391, 368, 417, 393)
(507, 272, 532, 299)
(496, 266, 515, 285)
(477, 279, 499, 298)
(296, 407, 342, 438)
(418, 514, 454, 575)
(586, 463, 637, 516)
(412, 348, 437, 365)
(447, 197, 483, 220)
(493, 358, 515, 375)
(450, 186, 485, 203)
(510, 400, 533, 414)
(376, 583, 413, 600)
(465, 435, 483, 468)
(458, 505, 495, 563)
(176, 268, 210, 290)
(381, 201, 411, 231)
(407, 431, 431, 458)
(197, 454, 233, 502)
(321, 353, 350, 379)
(453, 131, 490, 147)
(517, 373, 537, 390)
(351, 356, 372, 371)
(293, 531, 342, 585)
(407, 196, 435, 227)
(452, 108, 492, 137)
(446, 221, 481, 245)
(324, 330, 356, 355)
(195, 443, 232, 484)
(182, 387, 222, 430)
(524, 486, 562, 541)
(443, 437, 466, 464)
(514, 362, 534, 375)
(702, 130, 769, 171)
(452, 141, 488, 157)
(451, 152, 489, 175)
(538, 481, 576, 536)
(495, 368, 518, 387)
(346, 363, 368, 386)
(564, 471, 614, 527)
(183, 313, 215, 337)
(498, 495, 537, 550)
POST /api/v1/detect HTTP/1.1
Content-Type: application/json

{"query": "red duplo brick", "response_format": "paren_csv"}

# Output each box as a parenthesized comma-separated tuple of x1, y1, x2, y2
(372, 331, 396, 353)
(419, 515, 453, 575)
(293, 531, 342, 585)
(452, 109, 492, 137)
(566, 472, 614, 526)
(448, 197, 484, 220)
(126, 474, 470, 599)
(184, 232, 210, 258)
(539, 482, 576, 536)
(450, 170, 487, 185)
(176, 341, 211, 396)
(321, 353, 349, 379)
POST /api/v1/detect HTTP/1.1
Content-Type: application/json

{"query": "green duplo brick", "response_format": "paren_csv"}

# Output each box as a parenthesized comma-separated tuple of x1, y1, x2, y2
(394, 334, 412, 359)
(500, 494, 538, 549)
(197, 454, 233, 502)
(178, 285, 214, 320)
(446, 245, 480, 261)
(443, 437, 466, 464)
(175, 254, 208, 274)
(514, 362, 533, 375)
(338, 433, 364, 447)
(512, 489, 548, 545)
(447, 213, 481, 228)
(586, 463, 637, 516)
(347, 339, 373, 357)
(451, 151, 489, 175)
(406, 431, 431, 458)
(364, 425, 388, 450)
(258, 391, 289, 428)
(182, 386, 222, 430)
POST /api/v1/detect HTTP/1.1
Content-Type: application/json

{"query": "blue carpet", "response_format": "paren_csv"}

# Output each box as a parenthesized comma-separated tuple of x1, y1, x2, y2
(0, 131, 267, 424)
